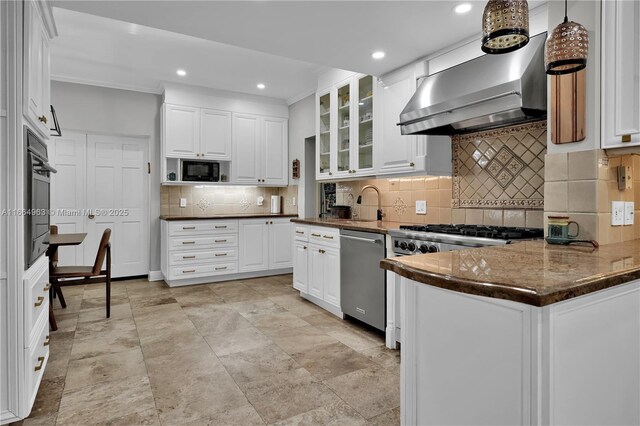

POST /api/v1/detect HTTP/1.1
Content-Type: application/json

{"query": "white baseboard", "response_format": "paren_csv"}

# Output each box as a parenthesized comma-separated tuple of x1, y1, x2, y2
(165, 268, 293, 287)
(148, 270, 163, 281)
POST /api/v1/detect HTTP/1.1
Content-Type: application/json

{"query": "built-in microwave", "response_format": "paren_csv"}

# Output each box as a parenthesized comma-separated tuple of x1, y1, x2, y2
(181, 160, 219, 182)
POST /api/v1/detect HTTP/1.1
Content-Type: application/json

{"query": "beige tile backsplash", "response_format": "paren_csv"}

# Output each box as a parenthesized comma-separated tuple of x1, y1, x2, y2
(544, 150, 639, 245)
(160, 185, 298, 217)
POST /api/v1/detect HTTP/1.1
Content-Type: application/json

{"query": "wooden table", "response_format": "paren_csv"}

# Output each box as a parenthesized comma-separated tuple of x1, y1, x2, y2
(47, 233, 86, 330)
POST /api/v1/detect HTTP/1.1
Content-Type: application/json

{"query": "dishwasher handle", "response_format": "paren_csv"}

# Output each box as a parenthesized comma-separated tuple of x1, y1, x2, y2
(341, 234, 381, 244)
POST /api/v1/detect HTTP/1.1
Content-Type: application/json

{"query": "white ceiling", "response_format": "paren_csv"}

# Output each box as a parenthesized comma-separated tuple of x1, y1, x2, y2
(50, 8, 329, 101)
(51, 1, 546, 102)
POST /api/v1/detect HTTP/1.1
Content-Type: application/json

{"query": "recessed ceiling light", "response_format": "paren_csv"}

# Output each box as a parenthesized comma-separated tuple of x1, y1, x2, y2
(176, 69, 187, 77)
(454, 3, 472, 14)
(257, 83, 266, 90)
(371, 51, 385, 60)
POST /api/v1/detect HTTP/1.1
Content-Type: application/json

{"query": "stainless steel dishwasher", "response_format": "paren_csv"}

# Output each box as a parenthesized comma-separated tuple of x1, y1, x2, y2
(340, 229, 386, 331)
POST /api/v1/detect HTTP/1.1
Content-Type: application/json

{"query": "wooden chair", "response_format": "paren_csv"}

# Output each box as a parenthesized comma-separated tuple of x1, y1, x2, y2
(50, 228, 112, 318)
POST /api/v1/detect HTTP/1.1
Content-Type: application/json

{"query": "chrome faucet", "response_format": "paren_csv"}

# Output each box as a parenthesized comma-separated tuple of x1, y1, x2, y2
(356, 185, 384, 221)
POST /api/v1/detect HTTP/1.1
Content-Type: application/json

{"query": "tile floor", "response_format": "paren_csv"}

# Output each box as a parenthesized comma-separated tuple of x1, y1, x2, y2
(18, 274, 400, 425)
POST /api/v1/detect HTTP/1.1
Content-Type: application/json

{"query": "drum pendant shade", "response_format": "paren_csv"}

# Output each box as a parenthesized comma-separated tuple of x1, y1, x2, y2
(481, 0, 530, 54)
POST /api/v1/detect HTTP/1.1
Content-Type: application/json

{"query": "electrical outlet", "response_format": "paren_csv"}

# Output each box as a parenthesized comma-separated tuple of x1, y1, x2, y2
(257, 196, 264, 206)
(416, 200, 427, 215)
(624, 202, 635, 225)
(292, 197, 296, 206)
(611, 201, 625, 226)
(179, 198, 187, 208)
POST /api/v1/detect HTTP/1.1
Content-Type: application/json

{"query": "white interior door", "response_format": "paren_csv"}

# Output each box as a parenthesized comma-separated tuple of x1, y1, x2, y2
(85, 135, 149, 277)
(50, 132, 87, 266)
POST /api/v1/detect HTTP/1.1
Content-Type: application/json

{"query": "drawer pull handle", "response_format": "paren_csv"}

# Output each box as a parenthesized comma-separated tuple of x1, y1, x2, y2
(38, 115, 48, 124)
(34, 296, 44, 307)
(295, 231, 304, 234)
(323, 235, 334, 239)
(183, 269, 196, 273)
(215, 225, 227, 229)
(182, 255, 196, 259)
(182, 241, 196, 245)
(311, 233, 321, 237)
(215, 253, 228, 257)
(215, 239, 227, 243)
(44, 335, 50, 346)
(34, 356, 45, 371)
(303, 246, 307, 250)
(43, 283, 51, 292)
(182, 226, 196, 230)
(215, 266, 227, 271)
(319, 249, 326, 254)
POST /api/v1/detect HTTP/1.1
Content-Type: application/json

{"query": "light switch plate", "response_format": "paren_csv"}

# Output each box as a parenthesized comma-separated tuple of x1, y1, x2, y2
(179, 198, 187, 208)
(416, 200, 427, 215)
(624, 202, 634, 225)
(612, 201, 625, 226)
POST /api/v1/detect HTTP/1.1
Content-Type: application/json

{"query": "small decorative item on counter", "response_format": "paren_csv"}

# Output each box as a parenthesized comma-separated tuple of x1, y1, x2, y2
(220, 174, 228, 182)
(546, 216, 599, 248)
(167, 172, 177, 181)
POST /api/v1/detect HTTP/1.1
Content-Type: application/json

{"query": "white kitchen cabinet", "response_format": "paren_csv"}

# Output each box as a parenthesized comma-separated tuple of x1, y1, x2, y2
(200, 108, 232, 160)
(268, 219, 293, 269)
(163, 105, 232, 160)
(163, 104, 200, 158)
(293, 225, 342, 315)
(262, 117, 288, 185)
(316, 74, 376, 180)
(23, 0, 53, 139)
(293, 241, 308, 292)
(321, 246, 340, 307)
(238, 218, 293, 273)
(602, 0, 640, 149)
(232, 114, 288, 185)
(161, 218, 293, 287)
(238, 219, 269, 272)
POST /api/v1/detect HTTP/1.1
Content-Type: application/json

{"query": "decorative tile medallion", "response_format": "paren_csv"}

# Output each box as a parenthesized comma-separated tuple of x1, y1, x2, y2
(392, 197, 407, 215)
(452, 121, 546, 209)
(196, 198, 210, 211)
(239, 197, 250, 210)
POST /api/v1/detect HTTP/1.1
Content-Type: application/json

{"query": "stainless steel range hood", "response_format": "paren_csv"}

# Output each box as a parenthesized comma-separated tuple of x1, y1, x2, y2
(399, 33, 547, 136)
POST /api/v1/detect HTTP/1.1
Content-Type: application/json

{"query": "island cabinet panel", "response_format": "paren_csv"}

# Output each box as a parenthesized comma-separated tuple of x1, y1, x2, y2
(545, 280, 640, 426)
(399, 275, 640, 426)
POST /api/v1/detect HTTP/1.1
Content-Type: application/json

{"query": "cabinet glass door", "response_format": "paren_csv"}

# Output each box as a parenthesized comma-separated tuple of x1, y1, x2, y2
(318, 93, 331, 174)
(337, 82, 351, 173)
(357, 75, 374, 170)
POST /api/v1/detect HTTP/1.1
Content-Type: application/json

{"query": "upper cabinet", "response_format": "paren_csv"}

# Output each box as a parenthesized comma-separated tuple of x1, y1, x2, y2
(231, 113, 288, 186)
(375, 64, 451, 176)
(163, 104, 232, 160)
(316, 74, 376, 180)
(602, 0, 640, 149)
(23, 0, 55, 139)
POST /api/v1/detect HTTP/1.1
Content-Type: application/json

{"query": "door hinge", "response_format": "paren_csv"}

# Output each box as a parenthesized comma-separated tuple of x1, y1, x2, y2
(147, 162, 151, 174)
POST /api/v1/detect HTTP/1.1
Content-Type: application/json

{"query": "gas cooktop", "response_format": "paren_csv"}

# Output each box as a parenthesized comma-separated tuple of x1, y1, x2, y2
(398, 224, 544, 240)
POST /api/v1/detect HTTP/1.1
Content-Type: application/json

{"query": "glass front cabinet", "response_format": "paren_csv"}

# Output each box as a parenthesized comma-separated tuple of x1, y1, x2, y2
(316, 74, 376, 180)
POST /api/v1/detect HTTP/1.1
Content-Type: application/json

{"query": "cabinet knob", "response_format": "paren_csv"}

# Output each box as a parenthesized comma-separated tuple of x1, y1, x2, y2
(409, 162, 415, 167)
(38, 115, 47, 124)
(622, 135, 631, 143)
(329, 172, 333, 176)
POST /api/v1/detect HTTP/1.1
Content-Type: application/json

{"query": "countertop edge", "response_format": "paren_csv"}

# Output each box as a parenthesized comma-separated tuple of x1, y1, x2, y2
(160, 214, 299, 221)
(380, 257, 640, 307)
(290, 218, 391, 234)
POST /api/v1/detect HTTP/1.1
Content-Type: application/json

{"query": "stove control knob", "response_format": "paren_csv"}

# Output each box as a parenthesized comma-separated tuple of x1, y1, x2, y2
(407, 242, 416, 252)
(419, 244, 429, 254)
(399, 242, 408, 250)
(427, 245, 439, 253)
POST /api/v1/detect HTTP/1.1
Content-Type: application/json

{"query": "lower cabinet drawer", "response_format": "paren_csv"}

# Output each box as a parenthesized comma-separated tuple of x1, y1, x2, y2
(309, 227, 340, 247)
(169, 248, 238, 266)
(170, 262, 238, 279)
(24, 257, 50, 345)
(169, 234, 237, 250)
(26, 316, 50, 410)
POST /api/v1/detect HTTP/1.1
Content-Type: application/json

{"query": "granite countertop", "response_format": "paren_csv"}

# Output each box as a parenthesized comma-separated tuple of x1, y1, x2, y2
(381, 239, 640, 307)
(160, 214, 298, 221)
(291, 218, 412, 234)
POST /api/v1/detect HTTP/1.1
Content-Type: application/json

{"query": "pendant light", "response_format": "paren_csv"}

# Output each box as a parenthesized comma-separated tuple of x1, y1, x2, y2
(481, 0, 530, 54)
(545, 0, 589, 75)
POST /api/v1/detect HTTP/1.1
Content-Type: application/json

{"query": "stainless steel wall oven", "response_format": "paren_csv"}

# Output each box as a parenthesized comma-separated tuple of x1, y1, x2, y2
(25, 126, 56, 269)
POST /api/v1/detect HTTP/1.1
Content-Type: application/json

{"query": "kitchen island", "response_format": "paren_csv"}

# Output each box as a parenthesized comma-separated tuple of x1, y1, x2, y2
(382, 240, 640, 426)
